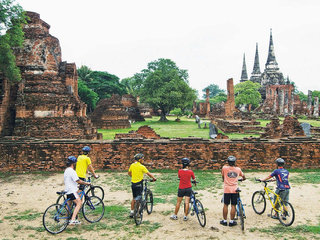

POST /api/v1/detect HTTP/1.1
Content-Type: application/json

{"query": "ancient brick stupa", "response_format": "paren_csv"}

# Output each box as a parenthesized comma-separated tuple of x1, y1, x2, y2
(2, 12, 101, 139)
(90, 94, 131, 129)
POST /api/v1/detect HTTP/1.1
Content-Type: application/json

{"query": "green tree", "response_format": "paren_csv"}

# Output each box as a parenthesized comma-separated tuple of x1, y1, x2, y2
(312, 90, 320, 102)
(77, 65, 93, 84)
(87, 71, 126, 100)
(209, 92, 227, 104)
(138, 58, 197, 121)
(0, 0, 27, 82)
(297, 91, 308, 102)
(234, 80, 261, 111)
(202, 83, 225, 99)
(78, 79, 99, 113)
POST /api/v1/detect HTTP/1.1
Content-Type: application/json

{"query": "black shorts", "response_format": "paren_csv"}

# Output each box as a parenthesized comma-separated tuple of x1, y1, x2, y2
(131, 181, 143, 199)
(223, 193, 238, 205)
(178, 188, 192, 197)
(79, 177, 86, 191)
(67, 193, 79, 201)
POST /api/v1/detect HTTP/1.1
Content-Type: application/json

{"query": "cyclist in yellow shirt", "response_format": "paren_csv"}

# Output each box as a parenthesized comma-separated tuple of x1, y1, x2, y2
(128, 153, 156, 218)
(76, 146, 98, 191)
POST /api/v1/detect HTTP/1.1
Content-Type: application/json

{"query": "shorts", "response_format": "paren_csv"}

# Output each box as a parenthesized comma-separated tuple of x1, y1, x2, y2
(131, 180, 143, 199)
(178, 188, 192, 197)
(275, 189, 290, 202)
(67, 192, 80, 201)
(223, 193, 238, 205)
(79, 177, 86, 191)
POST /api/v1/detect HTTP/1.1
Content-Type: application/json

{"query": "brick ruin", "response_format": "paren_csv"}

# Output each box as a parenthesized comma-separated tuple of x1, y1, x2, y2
(121, 94, 145, 122)
(90, 94, 131, 129)
(115, 125, 161, 139)
(0, 12, 101, 140)
(1, 136, 319, 172)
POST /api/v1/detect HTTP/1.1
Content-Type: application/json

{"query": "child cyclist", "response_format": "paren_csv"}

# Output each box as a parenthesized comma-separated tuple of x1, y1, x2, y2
(128, 153, 157, 218)
(260, 158, 290, 219)
(170, 157, 196, 221)
(64, 156, 91, 225)
(220, 156, 246, 227)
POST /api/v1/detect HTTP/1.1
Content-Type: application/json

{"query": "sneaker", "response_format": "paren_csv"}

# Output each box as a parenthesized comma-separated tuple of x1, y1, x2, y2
(220, 220, 227, 226)
(229, 221, 237, 227)
(271, 215, 279, 219)
(183, 216, 188, 221)
(69, 220, 81, 225)
(170, 215, 178, 220)
(129, 212, 134, 218)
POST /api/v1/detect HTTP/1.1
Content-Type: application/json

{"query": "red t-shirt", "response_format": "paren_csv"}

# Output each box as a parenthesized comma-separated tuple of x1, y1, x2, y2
(178, 169, 195, 189)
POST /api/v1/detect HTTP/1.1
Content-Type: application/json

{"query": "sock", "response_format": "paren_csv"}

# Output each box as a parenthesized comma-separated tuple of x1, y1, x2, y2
(130, 210, 134, 213)
(229, 220, 234, 223)
(222, 220, 227, 223)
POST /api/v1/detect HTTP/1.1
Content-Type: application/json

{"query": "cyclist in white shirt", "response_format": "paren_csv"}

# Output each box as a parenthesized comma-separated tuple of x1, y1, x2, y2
(64, 156, 90, 225)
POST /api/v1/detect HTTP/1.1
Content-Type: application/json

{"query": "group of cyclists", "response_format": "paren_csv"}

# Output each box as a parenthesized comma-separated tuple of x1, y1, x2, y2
(63, 146, 291, 227)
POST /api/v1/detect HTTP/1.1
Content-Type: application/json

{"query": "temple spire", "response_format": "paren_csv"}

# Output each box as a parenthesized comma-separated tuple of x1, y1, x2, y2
(252, 43, 261, 75)
(240, 53, 248, 82)
(265, 28, 279, 70)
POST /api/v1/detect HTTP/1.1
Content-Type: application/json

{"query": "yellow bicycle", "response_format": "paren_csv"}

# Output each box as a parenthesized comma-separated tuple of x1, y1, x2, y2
(252, 179, 295, 226)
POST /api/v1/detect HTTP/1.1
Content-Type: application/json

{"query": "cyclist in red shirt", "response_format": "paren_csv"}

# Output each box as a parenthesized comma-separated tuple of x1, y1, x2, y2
(170, 158, 196, 221)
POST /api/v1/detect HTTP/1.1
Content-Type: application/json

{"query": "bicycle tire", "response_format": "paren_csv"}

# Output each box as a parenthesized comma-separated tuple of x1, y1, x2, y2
(82, 196, 105, 223)
(238, 202, 244, 231)
(134, 200, 143, 225)
(86, 186, 104, 201)
(145, 190, 153, 214)
(195, 199, 206, 227)
(252, 191, 266, 214)
(278, 200, 295, 227)
(43, 203, 70, 234)
(56, 194, 67, 207)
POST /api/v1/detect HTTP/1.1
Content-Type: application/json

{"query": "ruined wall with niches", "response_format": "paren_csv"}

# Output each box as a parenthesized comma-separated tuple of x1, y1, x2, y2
(1, 137, 319, 172)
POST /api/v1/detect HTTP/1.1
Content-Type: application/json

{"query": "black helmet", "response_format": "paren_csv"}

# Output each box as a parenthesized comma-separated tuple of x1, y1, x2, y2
(134, 153, 144, 161)
(182, 157, 190, 166)
(275, 158, 285, 165)
(67, 156, 77, 164)
(82, 146, 91, 152)
(227, 156, 236, 162)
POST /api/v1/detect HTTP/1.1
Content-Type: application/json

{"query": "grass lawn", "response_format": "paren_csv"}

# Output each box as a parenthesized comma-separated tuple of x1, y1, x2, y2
(98, 116, 320, 140)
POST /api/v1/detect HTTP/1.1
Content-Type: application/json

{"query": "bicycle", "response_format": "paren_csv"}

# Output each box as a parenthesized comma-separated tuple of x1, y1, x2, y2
(235, 179, 246, 231)
(56, 174, 104, 206)
(252, 178, 295, 226)
(184, 181, 206, 227)
(43, 183, 105, 234)
(133, 179, 154, 225)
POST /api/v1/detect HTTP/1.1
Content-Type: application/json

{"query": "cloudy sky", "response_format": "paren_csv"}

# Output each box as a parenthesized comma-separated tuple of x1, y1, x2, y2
(17, 0, 320, 97)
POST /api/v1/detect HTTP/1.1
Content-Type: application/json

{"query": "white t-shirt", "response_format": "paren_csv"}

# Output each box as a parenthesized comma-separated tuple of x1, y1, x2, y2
(64, 167, 79, 194)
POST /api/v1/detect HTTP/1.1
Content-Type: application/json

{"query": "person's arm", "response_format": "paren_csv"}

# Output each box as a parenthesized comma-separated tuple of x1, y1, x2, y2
(76, 179, 90, 185)
(146, 172, 156, 181)
(128, 171, 132, 177)
(261, 175, 272, 182)
(221, 168, 224, 181)
(88, 164, 98, 178)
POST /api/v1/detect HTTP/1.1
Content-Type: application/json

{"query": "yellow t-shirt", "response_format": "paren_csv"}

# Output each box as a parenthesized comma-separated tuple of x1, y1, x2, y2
(76, 155, 91, 178)
(128, 161, 149, 183)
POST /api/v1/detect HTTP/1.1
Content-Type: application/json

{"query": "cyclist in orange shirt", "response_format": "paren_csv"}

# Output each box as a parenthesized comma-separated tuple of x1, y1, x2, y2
(220, 156, 246, 227)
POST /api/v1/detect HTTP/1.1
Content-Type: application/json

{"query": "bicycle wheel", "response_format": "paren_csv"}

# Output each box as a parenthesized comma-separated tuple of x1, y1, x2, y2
(195, 199, 206, 227)
(252, 191, 266, 214)
(238, 202, 245, 231)
(134, 200, 143, 225)
(145, 190, 153, 214)
(278, 201, 295, 226)
(56, 194, 67, 207)
(82, 196, 105, 223)
(43, 204, 70, 234)
(86, 186, 104, 201)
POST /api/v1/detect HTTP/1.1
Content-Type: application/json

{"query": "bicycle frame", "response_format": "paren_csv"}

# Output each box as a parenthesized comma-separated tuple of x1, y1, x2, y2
(236, 195, 246, 217)
(262, 184, 283, 213)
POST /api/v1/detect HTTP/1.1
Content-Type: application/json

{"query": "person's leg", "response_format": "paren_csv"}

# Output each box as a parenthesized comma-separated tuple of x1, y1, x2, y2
(230, 204, 236, 220)
(223, 204, 228, 220)
(131, 199, 135, 211)
(71, 198, 82, 221)
(174, 197, 183, 215)
(184, 196, 190, 217)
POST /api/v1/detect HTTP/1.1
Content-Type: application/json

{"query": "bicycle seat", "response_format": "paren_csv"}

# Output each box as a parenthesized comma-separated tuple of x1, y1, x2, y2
(236, 188, 241, 193)
(56, 191, 67, 195)
(193, 191, 198, 195)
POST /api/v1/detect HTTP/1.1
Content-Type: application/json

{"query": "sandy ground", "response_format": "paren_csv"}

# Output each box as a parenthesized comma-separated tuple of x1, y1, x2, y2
(0, 172, 319, 240)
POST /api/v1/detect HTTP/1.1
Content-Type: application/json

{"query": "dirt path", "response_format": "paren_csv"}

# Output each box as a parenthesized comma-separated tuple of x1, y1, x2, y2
(0, 172, 319, 240)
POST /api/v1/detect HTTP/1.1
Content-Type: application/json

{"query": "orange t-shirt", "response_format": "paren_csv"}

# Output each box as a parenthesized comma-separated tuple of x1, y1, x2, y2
(221, 165, 244, 193)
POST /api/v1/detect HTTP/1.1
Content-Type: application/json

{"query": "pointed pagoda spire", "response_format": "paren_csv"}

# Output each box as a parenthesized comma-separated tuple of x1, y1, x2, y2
(252, 43, 261, 75)
(265, 28, 279, 70)
(240, 53, 248, 82)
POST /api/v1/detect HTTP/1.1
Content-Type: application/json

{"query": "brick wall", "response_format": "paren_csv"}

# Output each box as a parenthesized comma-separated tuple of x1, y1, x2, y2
(0, 137, 319, 172)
